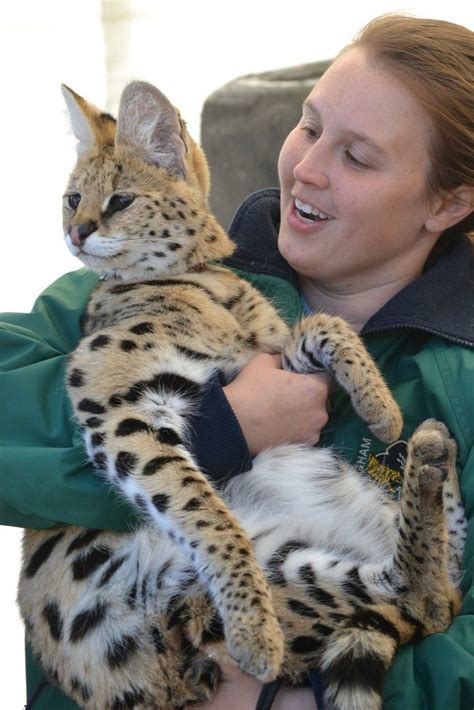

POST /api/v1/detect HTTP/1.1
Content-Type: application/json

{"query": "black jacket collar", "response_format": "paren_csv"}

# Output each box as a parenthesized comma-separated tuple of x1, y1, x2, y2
(226, 188, 474, 347)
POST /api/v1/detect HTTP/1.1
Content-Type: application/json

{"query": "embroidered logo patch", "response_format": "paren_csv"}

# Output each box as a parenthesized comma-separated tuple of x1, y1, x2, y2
(367, 440, 407, 497)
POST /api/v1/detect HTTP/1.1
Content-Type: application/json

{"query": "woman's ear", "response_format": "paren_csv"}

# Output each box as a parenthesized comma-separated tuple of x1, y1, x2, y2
(425, 185, 474, 233)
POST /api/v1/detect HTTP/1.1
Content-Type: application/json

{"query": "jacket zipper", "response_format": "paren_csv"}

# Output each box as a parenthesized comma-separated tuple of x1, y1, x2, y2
(362, 322, 473, 348)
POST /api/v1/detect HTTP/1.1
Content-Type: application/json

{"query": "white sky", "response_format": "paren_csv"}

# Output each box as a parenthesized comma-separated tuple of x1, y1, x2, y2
(0, 1, 472, 705)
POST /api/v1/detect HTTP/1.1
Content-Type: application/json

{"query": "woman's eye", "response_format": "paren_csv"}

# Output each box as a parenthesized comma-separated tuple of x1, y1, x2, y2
(301, 126, 320, 140)
(67, 193, 81, 210)
(345, 151, 368, 168)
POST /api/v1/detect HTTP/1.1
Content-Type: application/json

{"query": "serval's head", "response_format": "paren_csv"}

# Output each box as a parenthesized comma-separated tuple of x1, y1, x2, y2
(62, 81, 234, 281)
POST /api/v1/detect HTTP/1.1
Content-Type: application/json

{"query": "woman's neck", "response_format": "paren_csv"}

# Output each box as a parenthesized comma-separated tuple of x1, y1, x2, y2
(299, 273, 418, 332)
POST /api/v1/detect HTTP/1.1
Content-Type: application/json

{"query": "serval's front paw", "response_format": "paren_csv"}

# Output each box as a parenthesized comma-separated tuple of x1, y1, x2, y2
(365, 397, 403, 444)
(225, 609, 284, 682)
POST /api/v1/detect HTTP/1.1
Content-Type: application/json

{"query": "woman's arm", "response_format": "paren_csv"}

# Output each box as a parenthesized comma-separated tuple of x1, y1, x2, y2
(195, 660, 316, 710)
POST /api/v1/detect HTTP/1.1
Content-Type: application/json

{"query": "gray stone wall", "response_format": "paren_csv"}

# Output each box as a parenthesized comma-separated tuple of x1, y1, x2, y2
(201, 59, 331, 228)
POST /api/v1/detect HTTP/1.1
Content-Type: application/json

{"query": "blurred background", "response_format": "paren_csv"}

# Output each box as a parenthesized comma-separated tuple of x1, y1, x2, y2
(1, 0, 472, 704)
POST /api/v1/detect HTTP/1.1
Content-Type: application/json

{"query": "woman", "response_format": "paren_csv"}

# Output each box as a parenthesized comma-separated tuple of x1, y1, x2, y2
(200, 16, 474, 709)
(1, 14, 473, 710)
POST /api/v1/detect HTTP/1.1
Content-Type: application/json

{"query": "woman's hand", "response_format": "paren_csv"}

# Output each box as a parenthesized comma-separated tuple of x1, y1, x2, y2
(194, 659, 316, 710)
(224, 353, 332, 456)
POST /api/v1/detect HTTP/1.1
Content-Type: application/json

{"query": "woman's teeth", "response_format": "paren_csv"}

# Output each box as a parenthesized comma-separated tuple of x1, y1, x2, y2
(295, 197, 331, 221)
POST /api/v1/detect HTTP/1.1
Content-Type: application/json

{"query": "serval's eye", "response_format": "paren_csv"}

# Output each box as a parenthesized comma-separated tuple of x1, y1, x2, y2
(108, 193, 135, 213)
(68, 193, 81, 210)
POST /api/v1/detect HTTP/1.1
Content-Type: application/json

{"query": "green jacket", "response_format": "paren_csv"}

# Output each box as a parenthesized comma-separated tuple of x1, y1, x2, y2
(1, 189, 473, 708)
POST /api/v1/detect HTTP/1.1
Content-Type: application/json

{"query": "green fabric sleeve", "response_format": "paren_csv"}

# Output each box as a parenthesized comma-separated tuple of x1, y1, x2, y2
(0, 269, 138, 530)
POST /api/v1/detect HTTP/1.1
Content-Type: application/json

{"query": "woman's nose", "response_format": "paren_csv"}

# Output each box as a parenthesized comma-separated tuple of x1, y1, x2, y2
(293, 143, 330, 190)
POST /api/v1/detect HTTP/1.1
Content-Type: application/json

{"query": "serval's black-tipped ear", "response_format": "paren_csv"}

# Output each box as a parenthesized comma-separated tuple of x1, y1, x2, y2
(61, 84, 116, 157)
(116, 81, 186, 178)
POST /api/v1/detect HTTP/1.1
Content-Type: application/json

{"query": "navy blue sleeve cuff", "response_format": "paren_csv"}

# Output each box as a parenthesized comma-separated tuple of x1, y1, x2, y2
(188, 372, 252, 487)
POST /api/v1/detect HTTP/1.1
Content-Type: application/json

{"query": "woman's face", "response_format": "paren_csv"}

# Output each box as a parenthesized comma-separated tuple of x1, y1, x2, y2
(278, 48, 439, 291)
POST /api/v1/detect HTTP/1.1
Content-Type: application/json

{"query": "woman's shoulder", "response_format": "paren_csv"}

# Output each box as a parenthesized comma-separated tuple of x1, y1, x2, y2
(225, 189, 297, 282)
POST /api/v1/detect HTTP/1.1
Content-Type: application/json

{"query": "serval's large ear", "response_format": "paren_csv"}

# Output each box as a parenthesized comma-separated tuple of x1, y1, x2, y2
(115, 81, 186, 178)
(61, 84, 116, 157)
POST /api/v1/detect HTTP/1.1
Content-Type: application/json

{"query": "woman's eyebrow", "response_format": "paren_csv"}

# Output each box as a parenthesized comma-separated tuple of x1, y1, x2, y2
(302, 100, 387, 157)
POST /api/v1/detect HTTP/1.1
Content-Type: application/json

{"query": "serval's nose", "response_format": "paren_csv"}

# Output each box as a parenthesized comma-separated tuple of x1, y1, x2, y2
(68, 221, 98, 247)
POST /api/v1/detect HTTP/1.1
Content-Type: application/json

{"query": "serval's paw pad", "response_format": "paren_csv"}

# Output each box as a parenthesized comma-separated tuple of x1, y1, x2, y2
(410, 419, 455, 467)
(418, 463, 448, 490)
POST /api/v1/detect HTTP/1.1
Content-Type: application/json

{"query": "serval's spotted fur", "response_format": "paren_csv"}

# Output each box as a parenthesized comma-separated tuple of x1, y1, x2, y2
(18, 82, 466, 710)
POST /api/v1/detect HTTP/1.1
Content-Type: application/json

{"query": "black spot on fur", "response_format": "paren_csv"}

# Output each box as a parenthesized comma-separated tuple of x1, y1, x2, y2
(85, 416, 104, 428)
(143, 455, 185, 476)
(127, 581, 138, 608)
(312, 622, 333, 636)
(201, 613, 225, 644)
(116, 418, 150, 436)
(109, 283, 139, 294)
(93, 452, 108, 470)
(246, 332, 258, 348)
(130, 371, 202, 403)
(91, 432, 105, 448)
(266, 540, 307, 582)
(130, 322, 154, 335)
(342, 567, 373, 604)
(223, 291, 245, 309)
(157, 427, 183, 445)
(323, 649, 386, 696)
(151, 626, 166, 654)
(299, 564, 338, 608)
(291, 636, 320, 654)
(25, 532, 65, 578)
(397, 605, 425, 640)
(134, 495, 149, 515)
(120, 339, 138, 352)
(42, 601, 63, 641)
(70, 602, 108, 642)
(116, 451, 138, 478)
(66, 529, 101, 555)
(182, 497, 202, 512)
(71, 677, 91, 702)
(98, 555, 128, 587)
(351, 608, 401, 645)
(288, 599, 319, 618)
(152, 493, 171, 512)
(78, 398, 106, 415)
(69, 369, 85, 387)
(301, 340, 324, 370)
(107, 635, 138, 669)
(167, 604, 186, 630)
(72, 546, 112, 580)
(175, 345, 210, 360)
(90, 334, 111, 350)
